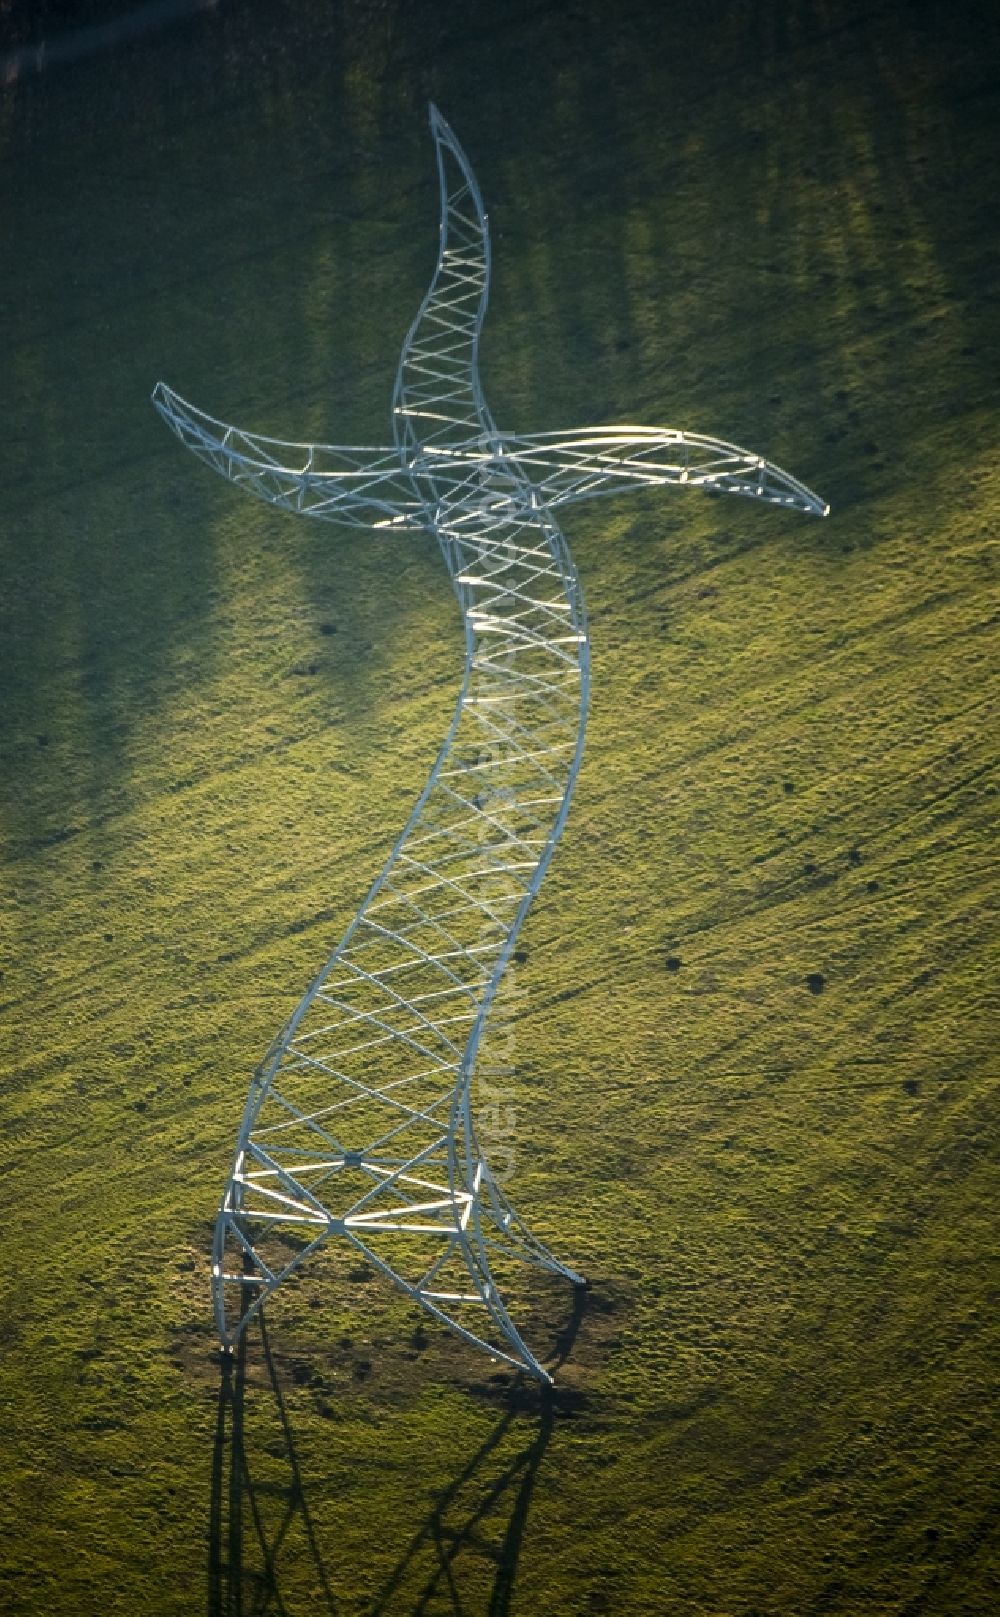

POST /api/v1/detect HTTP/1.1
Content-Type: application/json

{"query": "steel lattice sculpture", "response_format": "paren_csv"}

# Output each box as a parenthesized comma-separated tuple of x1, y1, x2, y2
(153, 106, 828, 1384)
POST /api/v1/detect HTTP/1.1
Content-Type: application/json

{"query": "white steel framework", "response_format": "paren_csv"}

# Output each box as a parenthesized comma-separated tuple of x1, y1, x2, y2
(153, 106, 828, 1383)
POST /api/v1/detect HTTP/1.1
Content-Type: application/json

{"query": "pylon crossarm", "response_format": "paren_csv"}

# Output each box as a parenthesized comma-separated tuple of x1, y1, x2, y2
(391, 106, 494, 456)
(151, 382, 424, 529)
(499, 427, 830, 516)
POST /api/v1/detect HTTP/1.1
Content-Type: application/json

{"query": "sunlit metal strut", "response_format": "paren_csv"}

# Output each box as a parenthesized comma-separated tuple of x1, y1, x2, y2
(153, 105, 828, 1384)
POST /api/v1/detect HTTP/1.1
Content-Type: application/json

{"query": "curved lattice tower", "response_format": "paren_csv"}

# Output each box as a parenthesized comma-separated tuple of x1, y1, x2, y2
(154, 106, 828, 1383)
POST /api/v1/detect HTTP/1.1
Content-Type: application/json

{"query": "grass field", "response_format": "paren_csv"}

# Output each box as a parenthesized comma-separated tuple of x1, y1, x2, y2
(1, 0, 998, 1611)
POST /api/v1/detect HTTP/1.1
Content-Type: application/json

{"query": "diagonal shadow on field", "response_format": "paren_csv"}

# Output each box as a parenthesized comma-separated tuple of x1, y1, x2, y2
(208, 1293, 585, 1617)
(208, 1310, 338, 1617)
(368, 1403, 553, 1617)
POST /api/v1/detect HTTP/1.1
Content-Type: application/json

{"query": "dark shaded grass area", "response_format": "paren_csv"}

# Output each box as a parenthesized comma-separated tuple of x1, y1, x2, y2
(1, 1, 998, 1612)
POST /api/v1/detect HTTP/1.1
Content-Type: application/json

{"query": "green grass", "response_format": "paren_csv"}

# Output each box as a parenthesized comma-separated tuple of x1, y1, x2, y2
(1, 1, 998, 1612)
